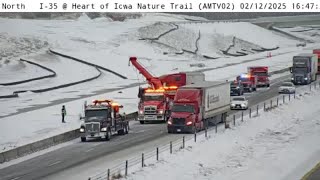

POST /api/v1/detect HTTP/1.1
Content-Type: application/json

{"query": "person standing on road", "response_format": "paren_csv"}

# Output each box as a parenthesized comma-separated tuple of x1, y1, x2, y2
(61, 105, 67, 123)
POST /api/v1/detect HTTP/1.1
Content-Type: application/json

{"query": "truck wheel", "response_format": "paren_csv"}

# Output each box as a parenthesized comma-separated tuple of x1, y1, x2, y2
(117, 129, 125, 135)
(81, 137, 86, 142)
(105, 129, 112, 141)
(139, 121, 145, 124)
(267, 84, 270, 88)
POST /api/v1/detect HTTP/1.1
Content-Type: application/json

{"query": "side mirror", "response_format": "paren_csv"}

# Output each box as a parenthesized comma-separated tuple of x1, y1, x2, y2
(289, 67, 293, 73)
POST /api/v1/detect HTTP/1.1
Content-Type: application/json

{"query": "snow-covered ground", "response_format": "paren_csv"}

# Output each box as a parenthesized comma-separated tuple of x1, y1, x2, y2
(0, 13, 318, 155)
(124, 85, 320, 180)
(276, 26, 320, 42)
(0, 86, 139, 153)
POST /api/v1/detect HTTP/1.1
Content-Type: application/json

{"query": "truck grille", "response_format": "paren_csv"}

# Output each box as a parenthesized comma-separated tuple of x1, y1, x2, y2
(172, 118, 185, 125)
(295, 76, 303, 82)
(85, 123, 100, 132)
(144, 106, 156, 115)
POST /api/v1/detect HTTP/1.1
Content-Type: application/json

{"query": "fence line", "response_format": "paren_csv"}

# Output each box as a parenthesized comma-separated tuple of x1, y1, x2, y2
(88, 80, 320, 180)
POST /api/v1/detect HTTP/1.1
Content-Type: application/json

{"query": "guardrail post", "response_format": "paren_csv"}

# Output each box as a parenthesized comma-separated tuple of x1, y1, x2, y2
(310, 84, 312, 91)
(233, 115, 236, 126)
(283, 95, 285, 103)
(215, 124, 218, 133)
(156, 147, 159, 161)
(270, 100, 273, 108)
(264, 102, 266, 111)
(289, 94, 291, 101)
(294, 92, 296, 99)
(142, 153, 144, 167)
(249, 108, 252, 118)
(194, 131, 197, 142)
(107, 169, 110, 180)
(205, 127, 207, 138)
(170, 141, 173, 153)
(277, 97, 279, 106)
(315, 82, 316, 89)
(125, 160, 128, 176)
(241, 111, 244, 122)
(182, 136, 185, 148)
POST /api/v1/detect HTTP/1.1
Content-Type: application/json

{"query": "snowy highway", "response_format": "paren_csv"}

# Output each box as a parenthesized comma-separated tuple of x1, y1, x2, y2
(0, 74, 291, 180)
(1, 12, 320, 180)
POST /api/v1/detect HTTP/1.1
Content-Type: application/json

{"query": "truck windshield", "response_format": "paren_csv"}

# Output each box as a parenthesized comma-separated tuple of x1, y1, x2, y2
(292, 67, 308, 73)
(238, 78, 250, 82)
(233, 97, 245, 101)
(144, 95, 164, 101)
(172, 104, 195, 113)
(85, 110, 109, 118)
(253, 72, 267, 76)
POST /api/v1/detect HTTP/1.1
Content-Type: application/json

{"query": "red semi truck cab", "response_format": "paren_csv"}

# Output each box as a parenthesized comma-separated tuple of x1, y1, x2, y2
(312, 49, 320, 74)
(138, 88, 171, 124)
(247, 66, 270, 87)
(236, 74, 258, 92)
(167, 81, 230, 133)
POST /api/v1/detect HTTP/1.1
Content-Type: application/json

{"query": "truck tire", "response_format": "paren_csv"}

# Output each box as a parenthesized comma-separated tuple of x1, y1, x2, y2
(81, 137, 86, 142)
(117, 129, 125, 135)
(140, 121, 145, 124)
(267, 84, 270, 88)
(105, 129, 112, 141)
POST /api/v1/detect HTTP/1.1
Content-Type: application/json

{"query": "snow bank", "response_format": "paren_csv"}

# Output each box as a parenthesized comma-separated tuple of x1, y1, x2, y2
(138, 22, 176, 39)
(0, 60, 51, 84)
(276, 26, 320, 42)
(0, 86, 139, 153)
(0, 51, 102, 96)
(125, 86, 320, 180)
(184, 22, 297, 48)
(156, 25, 199, 52)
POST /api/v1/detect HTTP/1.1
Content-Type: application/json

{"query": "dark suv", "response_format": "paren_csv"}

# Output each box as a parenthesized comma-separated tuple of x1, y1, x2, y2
(230, 81, 244, 96)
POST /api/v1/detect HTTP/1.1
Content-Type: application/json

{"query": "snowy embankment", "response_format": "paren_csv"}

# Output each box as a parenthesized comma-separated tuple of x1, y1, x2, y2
(275, 26, 320, 43)
(0, 51, 101, 96)
(124, 86, 320, 180)
(0, 34, 49, 83)
(0, 86, 139, 153)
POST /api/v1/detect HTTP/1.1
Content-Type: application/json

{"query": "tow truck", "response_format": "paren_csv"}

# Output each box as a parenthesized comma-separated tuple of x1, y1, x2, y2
(79, 99, 129, 142)
(129, 57, 204, 124)
(247, 66, 270, 87)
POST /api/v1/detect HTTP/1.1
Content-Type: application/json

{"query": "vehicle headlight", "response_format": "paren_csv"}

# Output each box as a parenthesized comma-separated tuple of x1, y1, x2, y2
(80, 128, 85, 132)
(291, 77, 294, 80)
(158, 110, 163, 114)
(241, 103, 246, 107)
(231, 103, 235, 107)
(304, 77, 308, 80)
(139, 110, 143, 114)
(101, 127, 107, 132)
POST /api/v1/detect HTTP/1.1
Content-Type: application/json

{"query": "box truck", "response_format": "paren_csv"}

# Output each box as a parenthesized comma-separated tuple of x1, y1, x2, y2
(167, 81, 230, 133)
